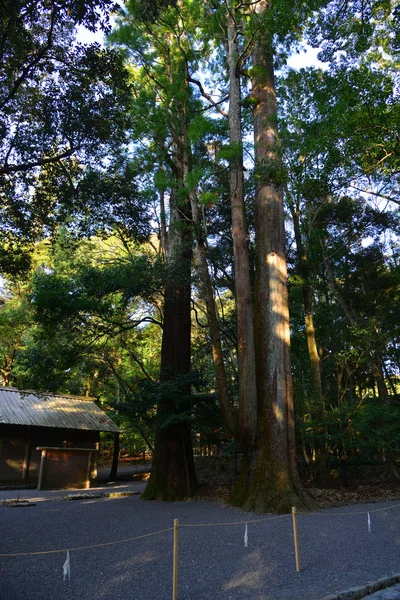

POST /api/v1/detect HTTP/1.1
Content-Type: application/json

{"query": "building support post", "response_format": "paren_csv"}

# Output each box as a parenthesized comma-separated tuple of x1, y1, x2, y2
(109, 432, 120, 481)
(37, 449, 47, 490)
(21, 432, 31, 480)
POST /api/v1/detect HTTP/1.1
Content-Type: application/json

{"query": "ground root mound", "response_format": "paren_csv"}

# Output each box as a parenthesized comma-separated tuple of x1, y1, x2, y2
(230, 462, 315, 514)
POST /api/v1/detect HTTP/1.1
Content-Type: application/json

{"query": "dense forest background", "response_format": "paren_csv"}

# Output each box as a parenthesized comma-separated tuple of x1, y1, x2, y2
(0, 0, 399, 511)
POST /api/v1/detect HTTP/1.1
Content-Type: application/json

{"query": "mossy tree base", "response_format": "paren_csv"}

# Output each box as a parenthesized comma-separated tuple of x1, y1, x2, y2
(230, 454, 315, 514)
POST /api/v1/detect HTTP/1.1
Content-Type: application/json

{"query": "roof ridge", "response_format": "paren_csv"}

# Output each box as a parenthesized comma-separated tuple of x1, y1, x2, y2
(0, 386, 95, 401)
(0, 388, 119, 432)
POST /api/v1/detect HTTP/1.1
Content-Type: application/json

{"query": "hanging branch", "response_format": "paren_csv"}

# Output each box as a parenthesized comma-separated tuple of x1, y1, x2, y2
(105, 358, 155, 452)
(120, 337, 154, 381)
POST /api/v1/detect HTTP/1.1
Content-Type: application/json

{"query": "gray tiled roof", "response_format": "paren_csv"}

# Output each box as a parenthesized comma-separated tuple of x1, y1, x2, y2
(0, 387, 120, 432)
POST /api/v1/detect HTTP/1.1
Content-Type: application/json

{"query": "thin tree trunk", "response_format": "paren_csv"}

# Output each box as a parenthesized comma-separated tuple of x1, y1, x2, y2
(291, 204, 333, 477)
(227, 5, 257, 452)
(109, 383, 120, 481)
(190, 191, 238, 437)
(159, 185, 168, 255)
(291, 208, 324, 410)
(109, 432, 120, 481)
(291, 207, 329, 484)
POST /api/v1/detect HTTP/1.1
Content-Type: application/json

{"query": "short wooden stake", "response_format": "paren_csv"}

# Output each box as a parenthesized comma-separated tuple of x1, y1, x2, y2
(292, 506, 301, 573)
(172, 518, 179, 600)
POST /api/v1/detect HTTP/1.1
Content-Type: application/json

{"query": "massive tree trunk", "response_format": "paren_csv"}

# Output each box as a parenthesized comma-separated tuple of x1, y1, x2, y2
(142, 58, 198, 500)
(143, 182, 198, 499)
(232, 1, 312, 512)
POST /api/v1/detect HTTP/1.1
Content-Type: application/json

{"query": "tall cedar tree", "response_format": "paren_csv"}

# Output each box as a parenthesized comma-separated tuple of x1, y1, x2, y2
(111, 0, 198, 500)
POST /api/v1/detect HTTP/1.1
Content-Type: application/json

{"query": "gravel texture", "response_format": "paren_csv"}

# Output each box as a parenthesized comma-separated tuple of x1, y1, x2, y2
(1, 492, 400, 600)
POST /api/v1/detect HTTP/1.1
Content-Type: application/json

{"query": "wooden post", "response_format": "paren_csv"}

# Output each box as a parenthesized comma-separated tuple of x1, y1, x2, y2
(172, 518, 179, 600)
(108, 432, 120, 481)
(85, 452, 92, 489)
(292, 506, 301, 573)
(91, 442, 99, 481)
(21, 432, 31, 480)
(37, 449, 47, 490)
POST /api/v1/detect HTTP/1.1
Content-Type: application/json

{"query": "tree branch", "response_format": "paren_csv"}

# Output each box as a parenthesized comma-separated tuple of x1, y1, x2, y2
(188, 76, 229, 117)
(0, 147, 77, 175)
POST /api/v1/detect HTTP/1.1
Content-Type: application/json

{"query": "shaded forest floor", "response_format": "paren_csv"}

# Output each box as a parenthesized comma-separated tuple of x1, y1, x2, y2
(9, 454, 399, 509)
(99, 456, 400, 508)
(192, 456, 400, 508)
(2, 455, 398, 512)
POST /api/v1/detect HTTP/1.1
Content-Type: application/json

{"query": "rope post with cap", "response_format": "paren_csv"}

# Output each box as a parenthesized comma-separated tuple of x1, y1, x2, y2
(292, 506, 301, 573)
(172, 519, 179, 600)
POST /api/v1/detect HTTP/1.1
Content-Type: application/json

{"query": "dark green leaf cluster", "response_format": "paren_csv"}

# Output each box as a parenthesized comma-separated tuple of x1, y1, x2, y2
(308, 0, 397, 62)
(124, 0, 177, 24)
(0, 0, 137, 275)
(254, 158, 287, 187)
(31, 254, 163, 332)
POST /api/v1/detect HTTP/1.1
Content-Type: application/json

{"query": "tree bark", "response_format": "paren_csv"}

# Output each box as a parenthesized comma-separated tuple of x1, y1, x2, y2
(190, 191, 238, 437)
(227, 5, 257, 452)
(291, 206, 328, 484)
(291, 208, 324, 410)
(143, 66, 198, 499)
(142, 185, 197, 499)
(159, 184, 168, 255)
(232, 1, 312, 512)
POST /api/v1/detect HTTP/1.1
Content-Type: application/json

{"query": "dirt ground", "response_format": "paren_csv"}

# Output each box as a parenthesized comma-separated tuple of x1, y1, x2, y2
(193, 456, 400, 508)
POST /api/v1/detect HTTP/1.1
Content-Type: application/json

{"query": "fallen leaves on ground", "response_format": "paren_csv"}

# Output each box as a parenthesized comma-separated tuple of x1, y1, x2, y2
(307, 482, 400, 507)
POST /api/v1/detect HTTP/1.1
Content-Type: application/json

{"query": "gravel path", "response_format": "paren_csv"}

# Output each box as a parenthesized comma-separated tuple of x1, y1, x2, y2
(1, 493, 400, 600)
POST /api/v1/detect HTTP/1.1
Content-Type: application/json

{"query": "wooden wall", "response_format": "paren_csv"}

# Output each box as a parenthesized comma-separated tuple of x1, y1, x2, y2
(0, 425, 99, 485)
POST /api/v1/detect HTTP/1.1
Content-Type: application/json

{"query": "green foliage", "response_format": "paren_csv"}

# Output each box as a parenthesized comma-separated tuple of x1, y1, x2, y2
(297, 398, 400, 467)
(0, 0, 137, 275)
(254, 158, 287, 187)
(216, 143, 244, 164)
(199, 191, 219, 207)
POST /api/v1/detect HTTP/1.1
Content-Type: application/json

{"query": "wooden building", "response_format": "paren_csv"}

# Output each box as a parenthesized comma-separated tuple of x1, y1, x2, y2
(0, 387, 120, 489)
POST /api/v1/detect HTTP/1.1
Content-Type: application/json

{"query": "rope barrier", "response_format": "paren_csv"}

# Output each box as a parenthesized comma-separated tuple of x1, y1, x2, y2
(1, 499, 400, 559)
(180, 513, 290, 527)
(0, 527, 174, 558)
